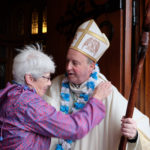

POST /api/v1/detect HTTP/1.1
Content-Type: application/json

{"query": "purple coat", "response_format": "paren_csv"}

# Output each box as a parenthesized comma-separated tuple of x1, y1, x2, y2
(0, 83, 105, 150)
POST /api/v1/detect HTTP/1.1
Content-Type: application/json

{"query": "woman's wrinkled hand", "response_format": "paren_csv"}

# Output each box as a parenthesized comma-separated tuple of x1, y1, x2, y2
(93, 81, 112, 100)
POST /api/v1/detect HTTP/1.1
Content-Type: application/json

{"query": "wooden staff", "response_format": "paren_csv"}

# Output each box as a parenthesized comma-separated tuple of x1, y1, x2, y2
(118, 1, 150, 150)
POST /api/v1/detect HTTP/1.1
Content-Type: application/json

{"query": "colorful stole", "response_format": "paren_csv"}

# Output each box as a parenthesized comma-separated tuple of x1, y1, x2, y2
(56, 64, 100, 150)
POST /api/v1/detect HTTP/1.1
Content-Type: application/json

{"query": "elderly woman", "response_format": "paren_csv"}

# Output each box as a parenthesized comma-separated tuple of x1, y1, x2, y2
(0, 44, 112, 150)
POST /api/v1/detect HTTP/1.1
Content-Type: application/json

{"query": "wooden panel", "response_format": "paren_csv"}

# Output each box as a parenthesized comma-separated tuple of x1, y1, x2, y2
(144, 0, 150, 118)
(97, 10, 124, 93)
(145, 43, 150, 116)
(135, 0, 150, 118)
(123, 0, 132, 99)
(47, 0, 69, 77)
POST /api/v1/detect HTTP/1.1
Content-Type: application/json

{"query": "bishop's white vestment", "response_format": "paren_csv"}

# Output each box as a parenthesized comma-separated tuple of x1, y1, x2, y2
(44, 73, 150, 150)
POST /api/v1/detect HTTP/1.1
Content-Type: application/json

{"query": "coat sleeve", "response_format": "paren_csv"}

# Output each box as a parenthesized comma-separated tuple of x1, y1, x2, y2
(17, 93, 105, 140)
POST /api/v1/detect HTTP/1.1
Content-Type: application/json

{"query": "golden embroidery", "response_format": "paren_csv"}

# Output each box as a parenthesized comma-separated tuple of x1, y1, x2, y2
(82, 37, 100, 55)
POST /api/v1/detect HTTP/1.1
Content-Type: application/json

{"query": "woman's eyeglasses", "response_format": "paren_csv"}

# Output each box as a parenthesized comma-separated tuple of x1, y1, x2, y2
(42, 76, 51, 81)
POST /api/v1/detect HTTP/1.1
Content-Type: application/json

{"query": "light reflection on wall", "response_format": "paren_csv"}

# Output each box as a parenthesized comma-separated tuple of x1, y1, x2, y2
(42, 9, 47, 33)
(31, 9, 38, 34)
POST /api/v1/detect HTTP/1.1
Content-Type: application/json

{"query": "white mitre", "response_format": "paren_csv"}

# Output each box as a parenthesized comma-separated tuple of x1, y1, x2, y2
(69, 19, 110, 62)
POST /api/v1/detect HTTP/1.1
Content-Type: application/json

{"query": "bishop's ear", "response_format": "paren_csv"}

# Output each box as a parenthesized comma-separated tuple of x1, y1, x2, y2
(89, 62, 96, 73)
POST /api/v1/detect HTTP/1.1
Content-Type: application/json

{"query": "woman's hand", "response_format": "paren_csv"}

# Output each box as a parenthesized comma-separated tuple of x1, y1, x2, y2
(93, 81, 112, 100)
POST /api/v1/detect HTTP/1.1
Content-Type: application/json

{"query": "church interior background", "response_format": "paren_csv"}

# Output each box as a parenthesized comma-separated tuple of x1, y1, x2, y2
(0, 0, 150, 118)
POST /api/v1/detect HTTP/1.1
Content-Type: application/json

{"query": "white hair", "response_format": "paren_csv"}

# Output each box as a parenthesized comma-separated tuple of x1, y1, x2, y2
(12, 43, 55, 84)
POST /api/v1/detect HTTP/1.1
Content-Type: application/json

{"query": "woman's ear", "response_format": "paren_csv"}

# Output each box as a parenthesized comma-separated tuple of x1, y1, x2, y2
(24, 74, 34, 86)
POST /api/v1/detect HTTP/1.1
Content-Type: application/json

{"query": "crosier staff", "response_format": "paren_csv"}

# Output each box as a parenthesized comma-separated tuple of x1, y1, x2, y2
(118, 1, 150, 150)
